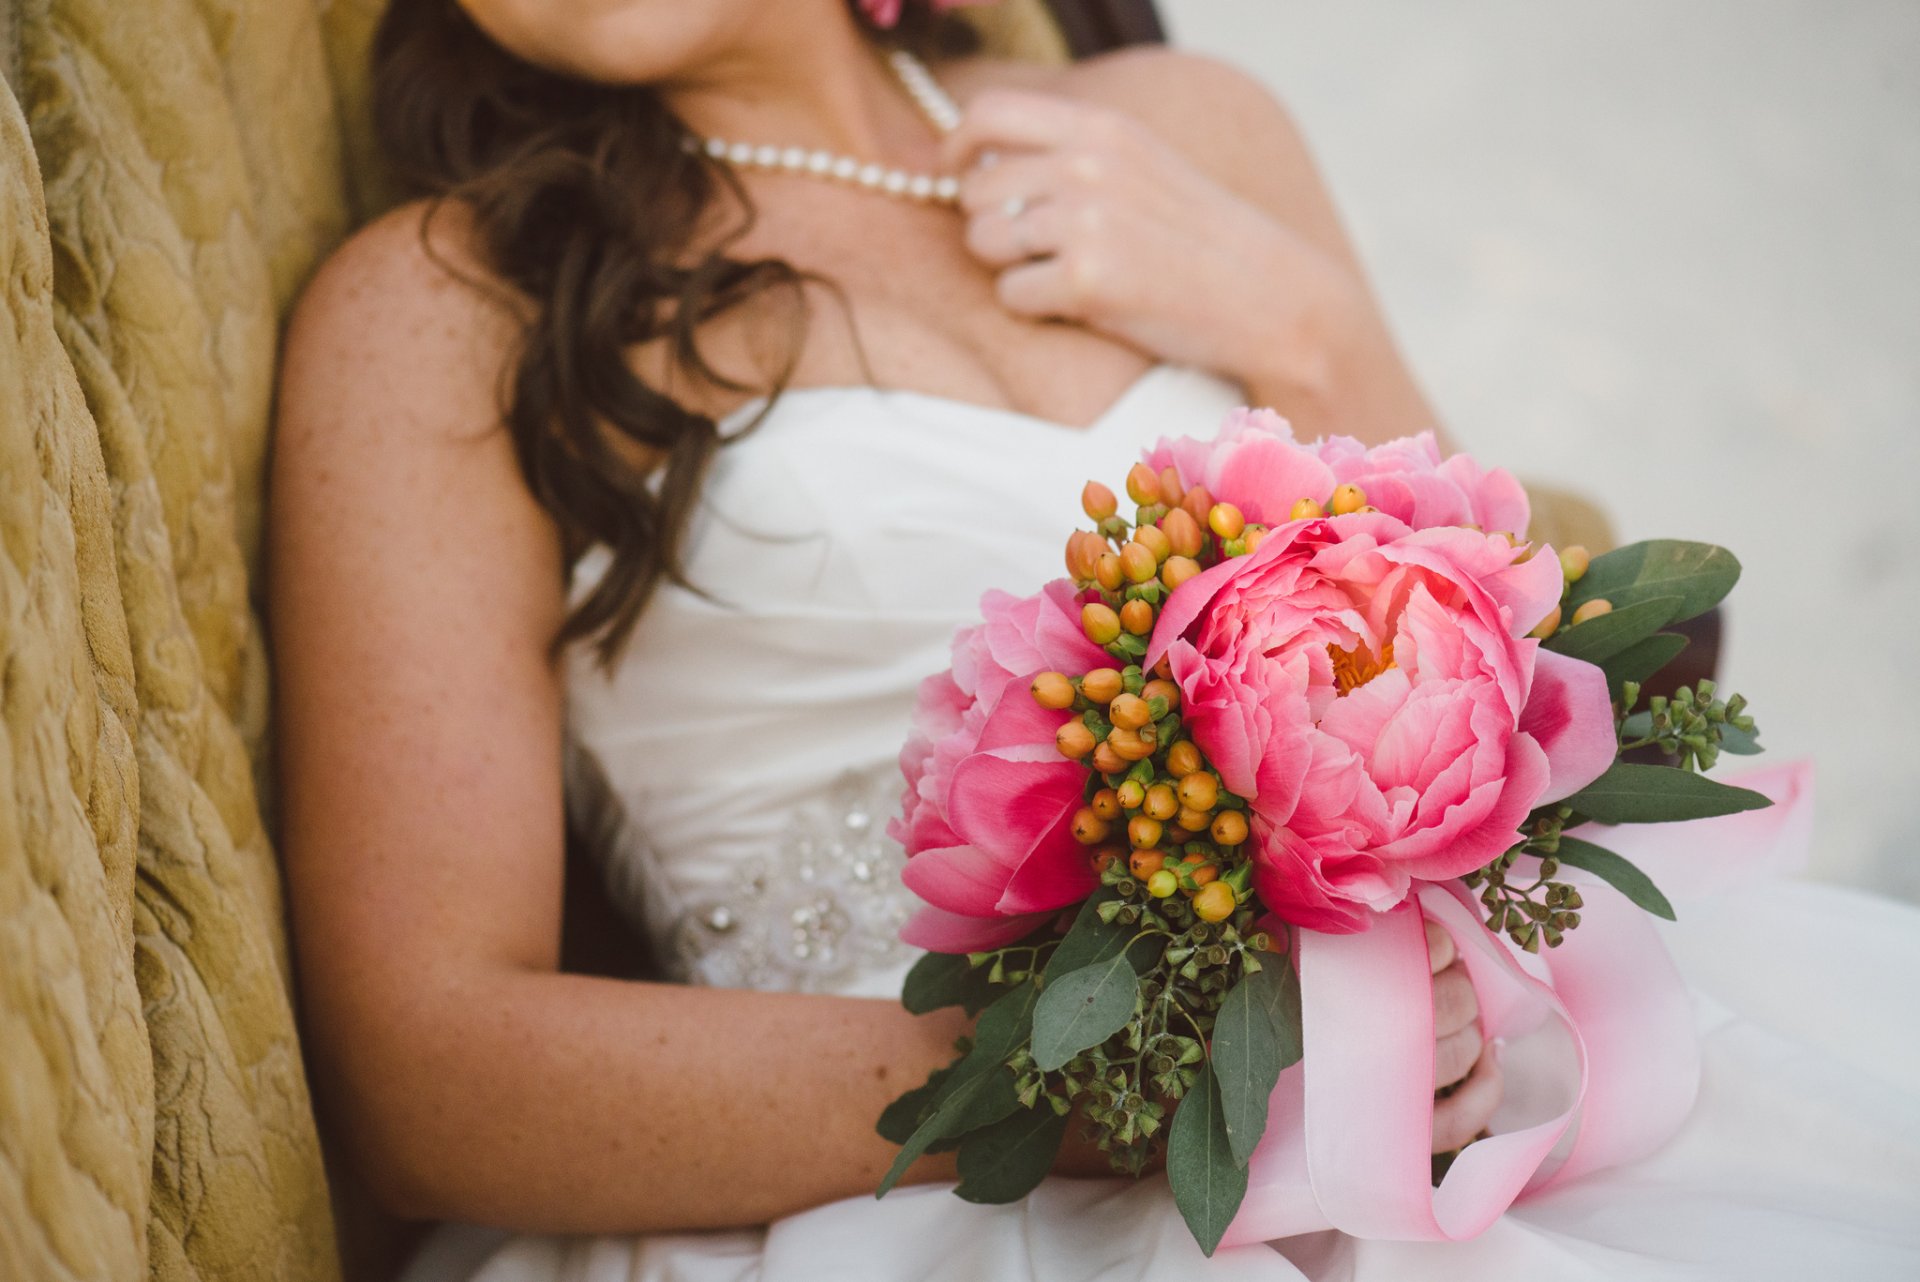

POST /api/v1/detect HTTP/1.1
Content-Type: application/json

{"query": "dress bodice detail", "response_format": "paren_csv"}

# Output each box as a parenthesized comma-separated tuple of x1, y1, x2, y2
(561, 365, 1246, 997)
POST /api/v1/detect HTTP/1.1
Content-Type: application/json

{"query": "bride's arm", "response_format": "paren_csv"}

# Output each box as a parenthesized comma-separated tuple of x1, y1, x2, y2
(270, 206, 971, 1234)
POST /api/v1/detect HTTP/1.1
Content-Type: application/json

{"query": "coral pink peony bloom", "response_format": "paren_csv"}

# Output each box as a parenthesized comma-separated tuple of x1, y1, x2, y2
(1148, 508, 1615, 932)
(893, 581, 1109, 952)
(1145, 409, 1530, 536)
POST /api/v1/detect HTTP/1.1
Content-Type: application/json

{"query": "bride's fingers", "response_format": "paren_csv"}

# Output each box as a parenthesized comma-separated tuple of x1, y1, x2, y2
(964, 201, 1069, 269)
(1434, 1021, 1484, 1090)
(1431, 1047, 1504, 1155)
(1431, 960, 1478, 1040)
(940, 89, 1114, 173)
(1424, 919, 1456, 975)
(955, 151, 1061, 219)
(993, 256, 1086, 321)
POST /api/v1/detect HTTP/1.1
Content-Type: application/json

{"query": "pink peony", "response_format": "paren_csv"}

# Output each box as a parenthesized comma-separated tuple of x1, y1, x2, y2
(1148, 507, 1616, 932)
(1145, 409, 1531, 536)
(892, 581, 1110, 952)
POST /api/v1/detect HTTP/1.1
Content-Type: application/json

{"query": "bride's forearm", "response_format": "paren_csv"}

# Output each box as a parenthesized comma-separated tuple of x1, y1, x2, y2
(322, 967, 970, 1233)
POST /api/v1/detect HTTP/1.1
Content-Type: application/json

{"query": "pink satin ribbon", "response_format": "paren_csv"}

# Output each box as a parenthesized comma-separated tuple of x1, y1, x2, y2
(1219, 763, 1809, 1247)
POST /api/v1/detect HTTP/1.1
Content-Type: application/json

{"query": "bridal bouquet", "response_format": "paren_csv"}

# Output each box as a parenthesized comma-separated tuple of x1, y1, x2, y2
(875, 410, 1775, 1252)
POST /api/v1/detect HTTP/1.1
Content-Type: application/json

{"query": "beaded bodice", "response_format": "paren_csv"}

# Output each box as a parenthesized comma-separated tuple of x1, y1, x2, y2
(561, 367, 1245, 997)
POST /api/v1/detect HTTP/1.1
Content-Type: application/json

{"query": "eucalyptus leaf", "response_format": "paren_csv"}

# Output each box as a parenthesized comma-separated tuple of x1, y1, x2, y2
(1565, 762, 1772, 824)
(1719, 721, 1763, 755)
(1553, 837, 1676, 921)
(876, 1067, 1021, 1197)
(1031, 953, 1141, 1072)
(1566, 540, 1741, 624)
(1043, 888, 1128, 982)
(1168, 1063, 1249, 1256)
(877, 1064, 954, 1145)
(953, 1107, 1070, 1204)
(968, 978, 1043, 1066)
(1543, 596, 1683, 664)
(902, 950, 981, 1015)
(1600, 632, 1689, 692)
(1210, 962, 1301, 1167)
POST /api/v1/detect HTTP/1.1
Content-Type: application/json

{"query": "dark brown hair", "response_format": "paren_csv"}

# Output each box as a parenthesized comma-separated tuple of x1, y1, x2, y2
(369, 1, 973, 671)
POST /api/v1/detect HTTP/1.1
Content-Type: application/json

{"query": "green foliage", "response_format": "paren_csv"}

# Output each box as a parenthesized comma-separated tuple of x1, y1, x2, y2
(902, 950, 990, 1016)
(1599, 632, 1689, 692)
(1566, 762, 1771, 824)
(1552, 837, 1675, 920)
(1544, 596, 1682, 664)
(1032, 953, 1141, 1072)
(1210, 960, 1303, 1166)
(1167, 1063, 1248, 1256)
(1566, 540, 1741, 623)
(954, 1107, 1071, 1204)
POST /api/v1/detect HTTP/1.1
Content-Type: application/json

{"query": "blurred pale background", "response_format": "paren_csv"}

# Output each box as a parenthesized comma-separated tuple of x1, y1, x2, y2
(1161, 0, 1920, 902)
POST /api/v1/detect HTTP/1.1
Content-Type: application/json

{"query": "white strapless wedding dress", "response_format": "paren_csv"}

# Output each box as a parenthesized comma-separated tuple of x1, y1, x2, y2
(402, 367, 1920, 1281)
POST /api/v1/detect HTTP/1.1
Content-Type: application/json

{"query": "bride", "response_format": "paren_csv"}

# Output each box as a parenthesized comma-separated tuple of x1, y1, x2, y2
(269, 1, 1920, 1278)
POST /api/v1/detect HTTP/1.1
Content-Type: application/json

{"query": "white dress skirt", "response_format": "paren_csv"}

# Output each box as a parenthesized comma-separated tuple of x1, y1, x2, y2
(400, 367, 1920, 1281)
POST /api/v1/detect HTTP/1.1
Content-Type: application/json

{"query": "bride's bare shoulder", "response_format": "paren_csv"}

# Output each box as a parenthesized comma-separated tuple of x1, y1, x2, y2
(279, 197, 525, 449)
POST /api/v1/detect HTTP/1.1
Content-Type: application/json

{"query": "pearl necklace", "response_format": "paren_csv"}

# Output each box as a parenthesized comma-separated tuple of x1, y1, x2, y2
(687, 50, 964, 206)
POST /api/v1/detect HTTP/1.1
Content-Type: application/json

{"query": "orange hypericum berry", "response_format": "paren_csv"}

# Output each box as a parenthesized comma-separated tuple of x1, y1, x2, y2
(1092, 742, 1127, 775)
(1330, 483, 1368, 515)
(1177, 771, 1220, 812)
(1108, 692, 1152, 730)
(1289, 497, 1325, 521)
(1144, 784, 1179, 821)
(1081, 667, 1123, 704)
(1210, 810, 1249, 846)
(1208, 502, 1246, 540)
(1029, 671, 1075, 709)
(1070, 807, 1109, 845)
(1116, 779, 1146, 810)
(1128, 815, 1164, 849)
(1142, 678, 1181, 712)
(1571, 598, 1614, 626)
(1194, 880, 1237, 922)
(1188, 861, 1221, 887)
(1120, 542, 1158, 584)
(1152, 655, 1173, 680)
(1176, 805, 1213, 832)
(1090, 847, 1122, 874)
(1166, 740, 1204, 778)
(1056, 720, 1095, 759)
(1159, 508, 1203, 559)
(1120, 599, 1155, 636)
(1559, 545, 1591, 583)
(1129, 848, 1166, 878)
(1147, 869, 1179, 898)
(1082, 602, 1122, 645)
(1160, 555, 1203, 590)
(1108, 726, 1155, 762)
(1528, 605, 1563, 640)
(1179, 485, 1213, 527)
(1134, 524, 1172, 563)
(1082, 480, 1118, 522)
(1094, 553, 1125, 591)
(1158, 466, 1185, 508)
(1065, 531, 1103, 581)
(1243, 526, 1268, 554)
(1126, 463, 1162, 506)
(1091, 788, 1122, 821)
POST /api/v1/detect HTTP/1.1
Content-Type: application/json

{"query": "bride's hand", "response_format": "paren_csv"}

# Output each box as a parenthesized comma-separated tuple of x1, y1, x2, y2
(1427, 919, 1503, 1154)
(943, 88, 1361, 408)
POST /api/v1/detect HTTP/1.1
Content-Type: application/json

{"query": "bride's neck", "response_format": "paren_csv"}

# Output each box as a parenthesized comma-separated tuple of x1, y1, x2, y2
(660, 16, 940, 164)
